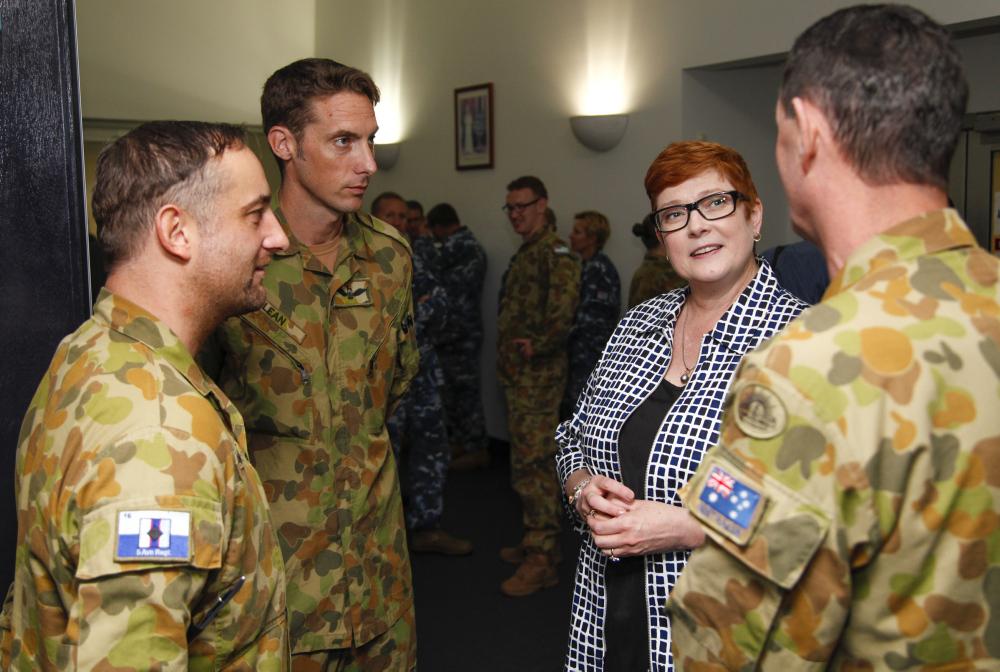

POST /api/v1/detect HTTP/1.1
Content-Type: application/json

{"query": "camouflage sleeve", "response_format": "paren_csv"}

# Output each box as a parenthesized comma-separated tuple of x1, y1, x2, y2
(1, 584, 12, 670)
(532, 250, 581, 357)
(390, 260, 419, 410)
(411, 249, 450, 345)
(668, 362, 862, 668)
(68, 428, 226, 670)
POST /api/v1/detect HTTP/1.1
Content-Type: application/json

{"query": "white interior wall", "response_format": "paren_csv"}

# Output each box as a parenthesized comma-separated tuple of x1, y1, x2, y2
(76, 0, 1000, 440)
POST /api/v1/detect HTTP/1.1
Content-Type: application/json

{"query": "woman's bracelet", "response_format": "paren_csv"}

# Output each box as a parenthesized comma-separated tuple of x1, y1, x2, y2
(567, 477, 592, 506)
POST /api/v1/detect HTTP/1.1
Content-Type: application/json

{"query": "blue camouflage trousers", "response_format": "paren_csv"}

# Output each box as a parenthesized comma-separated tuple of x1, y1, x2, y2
(387, 347, 449, 530)
(437, 337, 489, 455)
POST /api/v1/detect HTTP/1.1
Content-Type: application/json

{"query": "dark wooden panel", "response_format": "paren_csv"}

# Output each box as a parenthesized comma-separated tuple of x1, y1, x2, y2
(0, 0, 90, 595)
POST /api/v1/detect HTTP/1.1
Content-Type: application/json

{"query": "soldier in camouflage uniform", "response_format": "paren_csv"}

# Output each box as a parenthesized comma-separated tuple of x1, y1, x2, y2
(628, 214, 685, 309)
(374, 193, 472, 556)
(562, 210, 621, 420)
(0, 121, 290, 670)
(669, 6, 1000, 669)
(427, 203, 490, 470)
(497, 176, 581, 596)
(204, 60, 419, 670)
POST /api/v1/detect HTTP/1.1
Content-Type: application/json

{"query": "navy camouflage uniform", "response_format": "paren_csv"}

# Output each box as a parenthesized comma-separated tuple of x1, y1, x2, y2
(435, 226, 489, 456)
(561, 250, 621, 419)
(388, 234, 451, 530)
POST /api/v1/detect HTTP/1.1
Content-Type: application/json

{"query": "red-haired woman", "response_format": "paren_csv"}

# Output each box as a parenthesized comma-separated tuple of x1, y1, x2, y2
(556, 141, 808, 671)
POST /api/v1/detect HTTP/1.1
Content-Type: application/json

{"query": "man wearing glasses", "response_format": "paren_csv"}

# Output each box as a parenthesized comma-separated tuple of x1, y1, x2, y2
(496, 176, 581, 596)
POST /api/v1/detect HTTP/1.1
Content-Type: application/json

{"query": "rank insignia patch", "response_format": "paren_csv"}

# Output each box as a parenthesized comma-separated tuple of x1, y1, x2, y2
(693, 463, 765, 546)
(733, 382, 787, 440)
(115, 510, 191, 562)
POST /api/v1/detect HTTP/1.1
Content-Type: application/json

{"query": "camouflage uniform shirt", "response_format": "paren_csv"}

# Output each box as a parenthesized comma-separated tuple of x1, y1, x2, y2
(563, 251, 621, 417)
(669, 210, 1000, 669)
(497, 227, 581, 387)
(628, 252, 685, 309)
(1, 290, 288, 671)
(208, 210, 419, 653)
(436, 226, 487, 343)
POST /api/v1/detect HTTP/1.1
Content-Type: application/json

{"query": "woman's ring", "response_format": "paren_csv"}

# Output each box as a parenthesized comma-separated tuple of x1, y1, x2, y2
(588, 508, 598, 518)
(609, 548, 620, 563)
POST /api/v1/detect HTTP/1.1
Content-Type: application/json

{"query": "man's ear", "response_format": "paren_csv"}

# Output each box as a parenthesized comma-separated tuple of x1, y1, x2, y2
(267, 125, 297, 163)
(154, 204, 194, 262)
(791, 97, 826, 175)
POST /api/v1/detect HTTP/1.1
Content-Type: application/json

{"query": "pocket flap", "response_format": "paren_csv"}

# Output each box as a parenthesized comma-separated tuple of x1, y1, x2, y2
(76, 496, 224, 580)
(684, 452, 829, 590)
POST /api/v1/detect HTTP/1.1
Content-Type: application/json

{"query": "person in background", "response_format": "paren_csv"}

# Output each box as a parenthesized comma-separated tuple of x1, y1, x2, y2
(760, 238, 829, 303)
(669, 5, 1000, 669)
(405, 199, 426, 235)
(497, 175, 581, 596)
(0, 121, 290, 669)
(556, 141, 807, 671)
(427, 202, 490, 472)
(561, 210, 621, 420)
(374, 191, 473, 556)
(627, 213, 686, 308)
(205, 59, 419, 670)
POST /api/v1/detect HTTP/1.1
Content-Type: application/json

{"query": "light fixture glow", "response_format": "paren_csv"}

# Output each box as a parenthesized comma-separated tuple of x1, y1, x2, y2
(371, 0, 406, 144)
(575, 0, 632, 116)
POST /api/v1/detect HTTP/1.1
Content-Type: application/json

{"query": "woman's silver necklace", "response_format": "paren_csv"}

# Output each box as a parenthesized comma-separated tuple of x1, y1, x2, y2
(678, 308, 695, 384)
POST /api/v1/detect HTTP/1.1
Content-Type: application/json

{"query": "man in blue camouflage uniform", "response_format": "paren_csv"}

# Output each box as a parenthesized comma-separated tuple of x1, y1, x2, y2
(427, 202, 490, 471)
(562, 210, 621, 420)
(375, 193, 473, 555)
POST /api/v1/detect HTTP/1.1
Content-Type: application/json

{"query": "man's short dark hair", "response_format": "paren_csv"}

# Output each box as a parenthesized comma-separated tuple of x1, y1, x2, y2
(92, 121, 246, 269)
(371, 191, 405, 217)
(427, 203, 460, 229)
(406, 200, 423, 214)
(261, 58, 380, 165)
(780, 4, 967, 190)
(506, 175, 548, 200)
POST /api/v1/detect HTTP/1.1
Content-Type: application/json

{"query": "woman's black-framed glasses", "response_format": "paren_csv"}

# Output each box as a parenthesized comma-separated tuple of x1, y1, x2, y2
(651, 190, 747, 233)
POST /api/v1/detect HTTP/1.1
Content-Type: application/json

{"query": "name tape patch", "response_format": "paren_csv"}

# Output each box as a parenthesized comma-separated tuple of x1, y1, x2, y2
(262, 302, 306, 344)
(694, 464, 764, 546)
(116, 510, 191, 562)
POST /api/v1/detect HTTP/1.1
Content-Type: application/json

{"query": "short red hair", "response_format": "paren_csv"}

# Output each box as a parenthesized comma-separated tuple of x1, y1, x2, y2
(644, 141, 759, 212)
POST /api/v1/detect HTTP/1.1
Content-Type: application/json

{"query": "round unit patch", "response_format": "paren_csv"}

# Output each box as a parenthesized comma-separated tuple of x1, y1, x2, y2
(733, 383, 787, 440)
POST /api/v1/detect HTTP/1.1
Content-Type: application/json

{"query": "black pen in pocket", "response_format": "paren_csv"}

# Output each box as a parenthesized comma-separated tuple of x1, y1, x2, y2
(188, 574, 246, 639)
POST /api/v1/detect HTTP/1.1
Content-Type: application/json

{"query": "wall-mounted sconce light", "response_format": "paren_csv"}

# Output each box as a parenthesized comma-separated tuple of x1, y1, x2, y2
(570, 114, 628, 152)
(376, 142, 401, 170)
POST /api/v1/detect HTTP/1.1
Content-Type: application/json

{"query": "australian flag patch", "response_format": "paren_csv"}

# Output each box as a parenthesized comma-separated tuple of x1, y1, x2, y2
(693, 463, 765, 546)
(115, 509, 191, 562)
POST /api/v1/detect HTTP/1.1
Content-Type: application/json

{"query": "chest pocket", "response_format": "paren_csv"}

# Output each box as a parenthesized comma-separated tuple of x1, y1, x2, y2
(223, 311, 315, 440)
(332, 278, 401, 378)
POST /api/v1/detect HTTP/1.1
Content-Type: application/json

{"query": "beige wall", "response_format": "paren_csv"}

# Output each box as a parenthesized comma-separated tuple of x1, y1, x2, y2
(77, 0, 1000, 439)
(78, 0, 317, 122)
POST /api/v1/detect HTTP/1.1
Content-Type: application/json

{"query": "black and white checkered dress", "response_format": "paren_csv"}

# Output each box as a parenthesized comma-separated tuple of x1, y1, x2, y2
(555, 259, 808, 671)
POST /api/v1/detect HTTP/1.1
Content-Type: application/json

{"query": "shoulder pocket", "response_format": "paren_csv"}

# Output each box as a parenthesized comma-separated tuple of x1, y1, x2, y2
(76, 496, 224, 580)
(669, 452, 831, 667)
(685, 452, 829, 589)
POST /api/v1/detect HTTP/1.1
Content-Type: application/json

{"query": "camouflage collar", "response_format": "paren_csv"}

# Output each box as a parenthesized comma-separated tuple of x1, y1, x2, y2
(632, 258, 785, 356)
(827, 209, 975, 297)
(93, 289, 215, 398)
(519, 226, 557, 250)
(273, 208, 376, 266)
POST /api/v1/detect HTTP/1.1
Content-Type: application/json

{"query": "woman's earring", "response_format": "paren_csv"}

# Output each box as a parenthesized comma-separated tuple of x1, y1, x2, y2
(753, 231, 762, 242)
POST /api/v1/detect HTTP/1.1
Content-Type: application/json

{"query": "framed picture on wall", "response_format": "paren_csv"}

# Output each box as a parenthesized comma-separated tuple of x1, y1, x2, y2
(454, 83, 494, 170)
